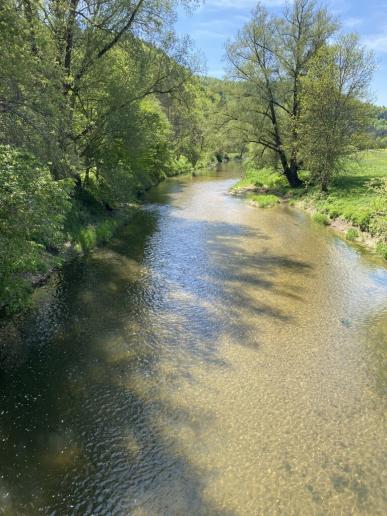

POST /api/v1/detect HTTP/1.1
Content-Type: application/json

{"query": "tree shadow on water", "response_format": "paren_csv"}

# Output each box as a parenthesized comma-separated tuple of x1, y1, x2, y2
(138, 212, 313, 348)
(0, 206, 312, 515)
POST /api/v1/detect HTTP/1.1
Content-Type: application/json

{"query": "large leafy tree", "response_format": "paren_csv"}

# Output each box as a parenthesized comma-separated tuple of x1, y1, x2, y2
(300, 36, 374, 191)
(1, 0, 199, 180)
(226, 0, 337, 187)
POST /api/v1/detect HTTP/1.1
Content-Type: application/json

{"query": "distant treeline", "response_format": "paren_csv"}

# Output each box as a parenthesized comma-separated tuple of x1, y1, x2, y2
(370, 107, 387, 147)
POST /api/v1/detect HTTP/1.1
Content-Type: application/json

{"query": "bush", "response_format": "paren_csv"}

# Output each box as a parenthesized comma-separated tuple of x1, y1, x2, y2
(346, 228, 359, 241)
(232, 165, 287, 191)
(376, 242, 387, 260)
(168, 155, 193, 177)
(75, 219, 119, 253)
(0, 146, 71, 312)
(249, 194, 280, 207)
(95, 220, 118, 245)
(77, 227, 97, 253)
(312, 212, 330, 225)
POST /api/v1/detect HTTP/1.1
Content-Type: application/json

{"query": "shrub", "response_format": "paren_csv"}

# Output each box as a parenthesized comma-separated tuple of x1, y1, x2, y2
(78, 227, 97, 253)
(0, 146, 71, 312)
(168, 155, 193, 177)
(376, 242, 387, 260)
(346, 228, 359, 241)
(232, 165, 287, 191)
(349, 210, 372, 231)
(249, 194, 280, 208)
(96, 219, 119, 244)
(312, 212, 330, 225)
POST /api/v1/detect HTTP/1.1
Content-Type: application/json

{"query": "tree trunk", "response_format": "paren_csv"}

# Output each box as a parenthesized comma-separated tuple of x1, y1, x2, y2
(285, 160, 303, 188)
(321, 176, 329, 192)
(277, 149, 303, 188)
(267, 97, 303, 188)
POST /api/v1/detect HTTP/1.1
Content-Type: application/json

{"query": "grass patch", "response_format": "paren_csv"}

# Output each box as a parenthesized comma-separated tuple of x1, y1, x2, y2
(304, 150, 387, 235)
(75, 219, 120, 253)
(312, 212, 330, 225)
(346, 228, 359, 241)
(232, 166, 288, 192)
(249, 193, 280, 207)
(376, 242, 387, 260)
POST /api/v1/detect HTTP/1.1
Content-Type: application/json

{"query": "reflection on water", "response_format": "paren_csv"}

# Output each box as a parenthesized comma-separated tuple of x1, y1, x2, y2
(1, 164, 386, 515)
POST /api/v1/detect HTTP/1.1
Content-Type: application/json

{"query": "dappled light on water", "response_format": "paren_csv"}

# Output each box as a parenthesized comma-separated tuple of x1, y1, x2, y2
(1, 165, 386, 514)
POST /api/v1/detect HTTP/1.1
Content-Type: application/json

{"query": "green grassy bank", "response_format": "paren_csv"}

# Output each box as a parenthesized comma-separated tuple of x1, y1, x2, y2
(231, 150, 387, 260)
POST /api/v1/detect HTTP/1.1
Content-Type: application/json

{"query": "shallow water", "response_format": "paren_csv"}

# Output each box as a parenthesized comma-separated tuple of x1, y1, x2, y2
(1, 165, 386, 515)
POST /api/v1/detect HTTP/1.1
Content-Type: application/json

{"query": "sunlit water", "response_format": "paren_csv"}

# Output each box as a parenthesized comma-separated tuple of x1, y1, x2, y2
(1, 165, 386, 515)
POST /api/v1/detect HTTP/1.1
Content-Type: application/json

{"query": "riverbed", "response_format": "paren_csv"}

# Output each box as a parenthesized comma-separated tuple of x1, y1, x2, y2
(1, 165, 386, 514)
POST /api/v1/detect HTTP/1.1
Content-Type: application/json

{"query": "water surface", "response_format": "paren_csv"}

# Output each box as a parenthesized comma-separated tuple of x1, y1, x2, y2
(1, 165, 386, 514)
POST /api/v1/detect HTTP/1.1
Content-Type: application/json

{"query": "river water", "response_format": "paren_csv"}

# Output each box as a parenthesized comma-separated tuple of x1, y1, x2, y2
(0, 165, 386, 515)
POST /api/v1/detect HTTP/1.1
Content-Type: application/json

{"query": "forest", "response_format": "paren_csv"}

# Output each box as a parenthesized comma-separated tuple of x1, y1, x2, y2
(1, 0, 386, 313)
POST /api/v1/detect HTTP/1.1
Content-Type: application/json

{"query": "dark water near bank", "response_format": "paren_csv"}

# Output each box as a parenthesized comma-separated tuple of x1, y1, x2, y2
(1, 165, 386, 515)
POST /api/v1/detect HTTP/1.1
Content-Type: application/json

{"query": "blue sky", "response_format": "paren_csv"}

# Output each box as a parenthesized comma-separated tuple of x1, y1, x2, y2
(175, 0, 387, 105)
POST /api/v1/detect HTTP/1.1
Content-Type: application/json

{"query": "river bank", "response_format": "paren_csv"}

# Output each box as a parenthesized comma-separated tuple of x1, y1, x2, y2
(230, 150, 387, 260)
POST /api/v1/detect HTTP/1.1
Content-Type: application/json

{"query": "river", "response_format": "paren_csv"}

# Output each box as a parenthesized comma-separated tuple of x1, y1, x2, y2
(0, 164, 386, 515)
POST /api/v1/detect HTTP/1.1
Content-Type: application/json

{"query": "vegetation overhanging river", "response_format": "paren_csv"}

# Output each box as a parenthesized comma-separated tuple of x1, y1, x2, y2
(0, 164, 386, 515)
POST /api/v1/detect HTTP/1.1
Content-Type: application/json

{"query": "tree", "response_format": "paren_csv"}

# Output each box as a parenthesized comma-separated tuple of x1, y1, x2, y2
(0, 0, 198, 181)
(0, 1, 66, 173)
(225, 0, 337, 187)
(300, 35, 374, 191)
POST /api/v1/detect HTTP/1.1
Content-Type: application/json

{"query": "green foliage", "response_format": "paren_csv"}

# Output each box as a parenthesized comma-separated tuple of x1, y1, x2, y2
(75, 219, 119, 254)
(367, 175, 387, 241)
(249, 194, 280, 208)
(346, 229, 359, 241)
(83, 90, 196, 205)
(231, 152, 386, 253)
(1, 0, 385, 314)
(376, 242, 387, 260)
(225, 0, 338, 187)
(96, 220, 118, 245)
(232, 166, 288, 191)
(312, 212, 330, 225)
(368, 106, 387, 148)
(303, 152, 386, 240)
(168, 155, 193, 176)
(77, 227, 98, 254)
(63, 189, 130, 254)
(300, 36, 374, 191)
(0, 146, 71, 312)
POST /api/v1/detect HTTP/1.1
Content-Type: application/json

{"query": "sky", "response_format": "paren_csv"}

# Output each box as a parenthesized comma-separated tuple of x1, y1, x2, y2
(175, 0, 387, 106)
